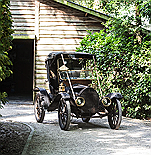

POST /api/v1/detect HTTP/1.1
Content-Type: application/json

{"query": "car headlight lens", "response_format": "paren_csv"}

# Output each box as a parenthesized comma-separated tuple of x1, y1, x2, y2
(102, 97, 111, 107)
(75, 97, 85, 107)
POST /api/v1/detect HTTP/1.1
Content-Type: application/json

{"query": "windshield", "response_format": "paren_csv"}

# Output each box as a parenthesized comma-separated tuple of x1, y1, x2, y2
(58, 58, 93, 80)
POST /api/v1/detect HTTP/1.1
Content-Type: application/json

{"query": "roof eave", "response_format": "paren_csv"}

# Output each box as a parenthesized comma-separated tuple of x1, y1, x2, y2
(53, 0, 110, 21)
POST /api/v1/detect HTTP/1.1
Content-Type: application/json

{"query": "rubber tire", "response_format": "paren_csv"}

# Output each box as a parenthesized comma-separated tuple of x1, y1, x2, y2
(108, 99, 122, 129)
(34, 93, 45, 123)
(82, 117, 90, 123)
(58, 99, 71, 131)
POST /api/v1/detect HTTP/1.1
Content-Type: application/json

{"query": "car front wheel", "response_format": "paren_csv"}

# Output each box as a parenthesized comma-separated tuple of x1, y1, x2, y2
(58, 99, 71, 131)
(108, 99, 122, 129)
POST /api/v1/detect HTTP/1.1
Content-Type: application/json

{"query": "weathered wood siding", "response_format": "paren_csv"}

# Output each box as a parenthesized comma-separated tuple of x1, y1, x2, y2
(36, 0, 104, 90)
(10, 0, 105, 90)
(10, 0, 35, 38)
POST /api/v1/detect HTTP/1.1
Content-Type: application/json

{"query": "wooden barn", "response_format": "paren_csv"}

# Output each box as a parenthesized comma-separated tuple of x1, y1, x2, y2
(8, 0, 109, 99)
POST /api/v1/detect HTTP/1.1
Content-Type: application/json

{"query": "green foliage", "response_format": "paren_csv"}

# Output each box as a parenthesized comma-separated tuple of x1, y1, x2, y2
(71, 0, 98, 9)
(0, 0, 13, 107)
(75, 0, 151, 119)
(76, 27, 151, 119)
(0, 52, 13, 82)
(71, 0, 151, 29)
(0, 92, 8, 107)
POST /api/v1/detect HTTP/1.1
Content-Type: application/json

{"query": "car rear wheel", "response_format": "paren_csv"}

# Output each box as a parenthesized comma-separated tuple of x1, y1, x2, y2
(108, 99, 122, 129)
(58, 99, 71, 131)
(34, 93, 45, 123)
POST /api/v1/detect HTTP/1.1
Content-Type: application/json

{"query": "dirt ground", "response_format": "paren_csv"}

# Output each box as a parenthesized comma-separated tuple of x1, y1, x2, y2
(0, 121, 30, 155)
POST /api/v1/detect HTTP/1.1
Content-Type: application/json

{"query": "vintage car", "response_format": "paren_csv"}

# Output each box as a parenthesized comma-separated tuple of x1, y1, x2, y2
(33, 52, 123, 130)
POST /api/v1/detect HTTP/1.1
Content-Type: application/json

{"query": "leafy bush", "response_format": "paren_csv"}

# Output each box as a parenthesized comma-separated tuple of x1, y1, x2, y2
(76, 26, 151, 119)
(0, 0, 13, 109)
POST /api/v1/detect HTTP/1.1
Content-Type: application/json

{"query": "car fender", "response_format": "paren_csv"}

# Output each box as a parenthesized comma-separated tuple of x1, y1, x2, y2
(47, 92, 71, 112)
(33, 87, 49, 97)
(33, 87, 51, 108)
(105, 92, 123, 100)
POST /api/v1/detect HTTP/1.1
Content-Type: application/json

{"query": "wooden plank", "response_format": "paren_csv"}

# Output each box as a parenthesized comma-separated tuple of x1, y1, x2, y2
(36, 61, 45, 65)
(35, 56, 47, 61)
(40, 2, 78, 9)
(13, 31, 35, 34)
(10, 2, 35, 7)
(35, 70, 47, 74)
(13, 23, 35, 26)
(11, 0, 35, 2)
(11, 15, 35, 19)
(11, 10, 35, 15)
(35, 80, 48, 86)
(37, 38, 81, 45)
(40, 10, 84, 16)
(36, 67, 46, 71)
(39, 3, 70, 9)
(39, 26, 101, 31)
(39, 21, 101, 26)
(12, 34, 35, 39)
(35, 51, 82, 61)
(39, 31, 99, 36)
(35, 64, 45, 68)
(39, 18, 93, 23)
(36, 51, 55, 56)
(39, 5, 80, 12)
(35, 83, 49, 89)
(39, 10, 81, 15)
(39, 30, 89, 35)
(35, 69, 47, 73)
(13, 19, 35, 23)
(39, 15, 90, 20)
(39, 18, 98, 23)
(35, 79, 48, 83)
(10, 6, 35, 10)
(13, 27, 35, 30)
(36, 50, 76, 54)
(39, 35, 85, 39)
(36, 45, 80, 51)
(36, 50, 76, 56)
(35, 74, 47, 79)
(35, 0, 40, 40)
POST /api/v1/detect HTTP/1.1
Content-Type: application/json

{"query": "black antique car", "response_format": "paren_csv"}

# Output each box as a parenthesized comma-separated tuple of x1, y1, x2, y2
(33, 52, 123, 130)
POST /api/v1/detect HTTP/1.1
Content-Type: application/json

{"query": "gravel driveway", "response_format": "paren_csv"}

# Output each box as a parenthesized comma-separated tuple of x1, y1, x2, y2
(0, 102, 151, 155)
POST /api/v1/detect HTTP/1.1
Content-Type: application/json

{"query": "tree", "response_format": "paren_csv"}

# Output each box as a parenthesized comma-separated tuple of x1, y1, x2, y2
(76, 0, 151, 119)
(72, 1, 151, 24)
(0, 0, 13, 109)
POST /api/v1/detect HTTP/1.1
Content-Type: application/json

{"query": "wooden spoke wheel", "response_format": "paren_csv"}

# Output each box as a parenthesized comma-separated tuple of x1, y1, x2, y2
(34, 93, 45, 123)
(58, 99, 71, 131)
(108, 99, 122, 129)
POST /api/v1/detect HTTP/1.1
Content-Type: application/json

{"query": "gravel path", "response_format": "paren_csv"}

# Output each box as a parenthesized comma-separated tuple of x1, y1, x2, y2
(0, 121, 30, 155)
(0, 102, 151, 155)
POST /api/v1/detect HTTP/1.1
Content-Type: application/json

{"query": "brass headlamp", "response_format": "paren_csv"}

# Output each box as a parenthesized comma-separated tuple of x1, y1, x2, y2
(75, 97, 85, 107)
(102, 97, 111, 107)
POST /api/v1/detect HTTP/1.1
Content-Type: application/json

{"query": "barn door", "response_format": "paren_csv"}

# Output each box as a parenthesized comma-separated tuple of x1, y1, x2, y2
(0, 39, 34, 100)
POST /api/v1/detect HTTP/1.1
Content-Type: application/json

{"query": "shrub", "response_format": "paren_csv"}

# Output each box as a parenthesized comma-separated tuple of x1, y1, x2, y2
(76, 28, 151, 119)
(0, 0, 13, 109)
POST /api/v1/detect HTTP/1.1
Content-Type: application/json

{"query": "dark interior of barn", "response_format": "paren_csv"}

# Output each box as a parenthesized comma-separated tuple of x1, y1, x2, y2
(0, 39, 34, 101)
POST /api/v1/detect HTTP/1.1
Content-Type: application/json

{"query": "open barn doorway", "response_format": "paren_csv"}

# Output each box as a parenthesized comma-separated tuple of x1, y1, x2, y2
(0, 39, 34, 101)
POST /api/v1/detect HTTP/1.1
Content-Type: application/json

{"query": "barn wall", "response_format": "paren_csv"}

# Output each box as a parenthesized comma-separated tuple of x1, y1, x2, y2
(10, 0, 105, 91)
(10, 0, 35, 38)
